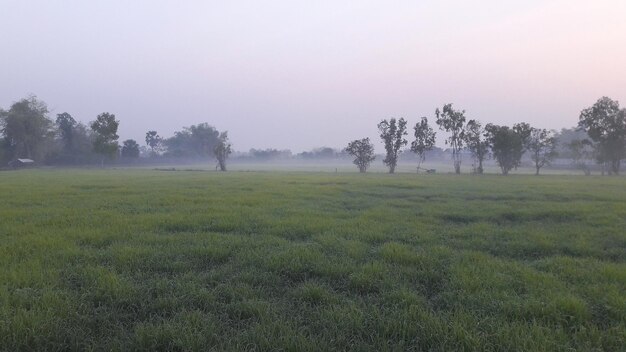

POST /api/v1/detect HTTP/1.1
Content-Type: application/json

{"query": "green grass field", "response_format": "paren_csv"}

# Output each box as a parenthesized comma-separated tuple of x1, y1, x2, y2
(1, 170, 625, 351)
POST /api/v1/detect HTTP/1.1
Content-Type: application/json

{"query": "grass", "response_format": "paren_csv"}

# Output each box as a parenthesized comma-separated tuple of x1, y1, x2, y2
(0, 169, 625, 351)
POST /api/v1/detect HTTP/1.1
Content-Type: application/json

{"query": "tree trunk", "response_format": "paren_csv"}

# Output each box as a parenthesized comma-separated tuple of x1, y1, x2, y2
(389, 165, 395, 174)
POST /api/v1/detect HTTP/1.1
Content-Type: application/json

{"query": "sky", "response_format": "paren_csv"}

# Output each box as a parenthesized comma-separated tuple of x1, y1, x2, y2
(1, 0, 625, 152)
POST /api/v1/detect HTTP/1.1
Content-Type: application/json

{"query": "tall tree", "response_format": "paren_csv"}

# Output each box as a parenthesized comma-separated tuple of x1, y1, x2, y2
(213, 131, 232, 171)
(527, 128, 558, 175)
(346, 138, 376, 173)
(435, 104, 466, 174)
(485, 124, 525, 175)
(378, 118, 407, 174)
(410, 117, 436, 173)
(90, 112, 119, 166)
(568, 139, 594, 175)
(578, 97, 626, 175)
(0, 96, 53, 160)
(121, 139, 140, 158)
(145, 130, 162, 155)
(463, 119, 489, 174)
(56, 112, 77, 152)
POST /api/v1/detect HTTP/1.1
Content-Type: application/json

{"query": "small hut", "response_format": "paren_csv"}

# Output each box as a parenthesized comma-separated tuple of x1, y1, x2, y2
(8, 159, 35, 168)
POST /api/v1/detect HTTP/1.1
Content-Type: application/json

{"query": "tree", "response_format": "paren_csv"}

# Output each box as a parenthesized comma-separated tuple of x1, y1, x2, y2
(435, 104, 466, 174)
(578, 97, 626, 175)
(463, 120, 489, 174)
(378, 118, 407, 174)
(163, 123, 220, 157)
(213, 131, 232, 171)
(527, 128, 558, 175)
(346, 138, 376, 173)
(90, 112, 119, 166)
(56, 112, 77, 152)
(410, 117, 436, 173)
(568, 139, 593, 175)
(145, 131, 162, 155)
(485, 124, 525, 175)
(0, 96, 53, 160)
(121, 139, 140, 158)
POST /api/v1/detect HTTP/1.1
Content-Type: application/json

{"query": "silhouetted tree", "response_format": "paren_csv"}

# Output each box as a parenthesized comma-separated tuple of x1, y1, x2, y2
(485, 124, 524, 175)
(90, 112, 119, 166)
(346, 138, 376, 173)
(410, 117, 436, 173)
(121, 139, 140, 158)
(528, 128, 558, 175)
(56, 112, 77, 152)
(378, 118, 407, 174)
(164, 123, 219, 157)
(463, 119, 489, 174)
(0, 96, 53, 160)
(435, 104, 466, 174)
(578, 97, 626, 175)
(568, 139, 594, 175)
(213, 131, 232, 171)
(145, 130, 162, 155)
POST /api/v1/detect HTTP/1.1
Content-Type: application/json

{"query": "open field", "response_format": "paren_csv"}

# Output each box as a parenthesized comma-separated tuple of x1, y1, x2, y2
(0, 170, 625, 351)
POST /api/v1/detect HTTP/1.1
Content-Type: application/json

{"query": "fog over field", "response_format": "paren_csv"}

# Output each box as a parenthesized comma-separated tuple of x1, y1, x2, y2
(1, 1, 626, 351)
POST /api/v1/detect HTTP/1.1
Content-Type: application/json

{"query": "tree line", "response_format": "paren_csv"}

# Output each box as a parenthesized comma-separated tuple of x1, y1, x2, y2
(0, 96, 232, 170)
(345, 98, 625, 175)
(1, 95, 624, 175)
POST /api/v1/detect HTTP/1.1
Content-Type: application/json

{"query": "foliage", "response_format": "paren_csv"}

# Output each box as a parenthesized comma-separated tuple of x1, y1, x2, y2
(485, 124, 525, 175)
(164, 123, 220, 157)
(0, 170, 624, 350)
(56, 112, 77, 151)
(145, 131, 162, 155)
(121, 139, 140, 158)
(578, 97, 626, 175)
(0, 95, 54, 161)
(213, 131, 232, 171)
(568, 139, 594, 175)
(463, 119, 489, 174)
(90, 112, 120, 163)
(435, 104, 466, 174)
(528, 128, 558, 175)
(345, 138, 376, 173)
(410, 117, 436, 172)
(378, 118, 407, 174)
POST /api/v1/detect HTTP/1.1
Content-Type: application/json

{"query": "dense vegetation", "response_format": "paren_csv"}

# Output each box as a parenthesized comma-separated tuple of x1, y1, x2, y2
(1, 170, 624, 351)
(2, 96, 624, 175)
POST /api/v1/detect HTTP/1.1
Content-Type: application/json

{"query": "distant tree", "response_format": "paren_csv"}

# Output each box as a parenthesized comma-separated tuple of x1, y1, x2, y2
(435, 104, 466, 174)
(410, 117, 436, 173)
(568, 139, 594, 175)
(56, 112, 77, 152)
(554, 127, 590, 158)
(485, 124, 525, 175)
(578, 97, 626, 175)
(164, 123, 220, 157)
(513, 122, 533, 149)
(346, 138, 376, 173)
(378, 118, 407, 174)
(145, 130, 162, 155)
(90, 112, 119, 166)
(0, 96, 53, 160)
(463, 119, 489, 174)
(213, 131, 232, 171)
(527, 128, 558, 175)
(121, 139, 140, 158)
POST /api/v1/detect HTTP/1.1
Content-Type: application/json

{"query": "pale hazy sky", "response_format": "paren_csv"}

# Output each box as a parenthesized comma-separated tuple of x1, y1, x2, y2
(1, 0, 625, 152)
